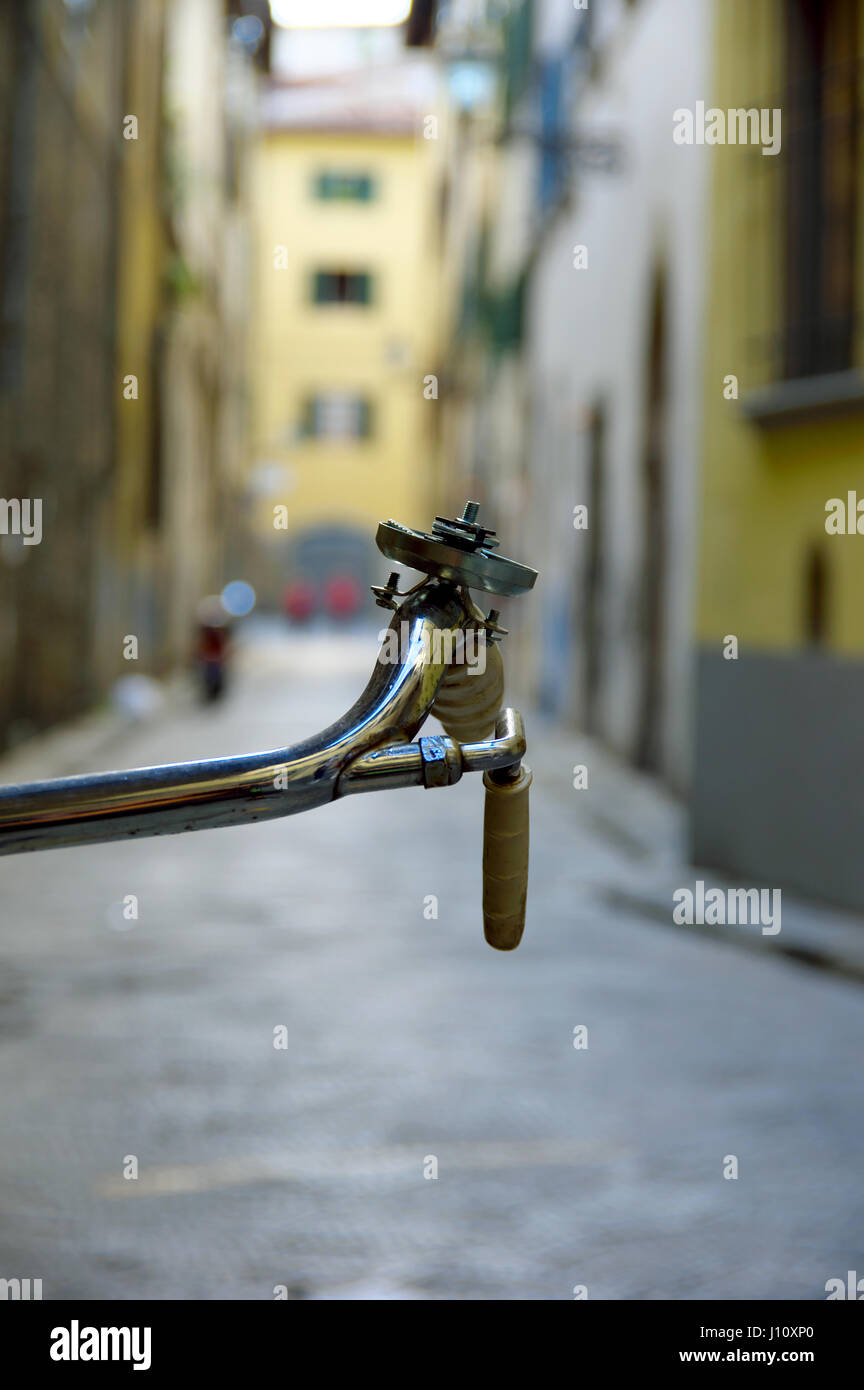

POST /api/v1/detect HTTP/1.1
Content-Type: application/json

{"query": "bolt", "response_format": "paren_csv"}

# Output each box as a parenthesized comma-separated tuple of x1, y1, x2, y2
(461, 501, 480, 524)
(371, 571, 402, 610)
(484, 607, 508, 643)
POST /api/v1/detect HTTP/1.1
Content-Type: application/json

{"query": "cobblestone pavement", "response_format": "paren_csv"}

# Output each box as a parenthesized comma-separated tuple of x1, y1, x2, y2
(0, 626, 862, 1301)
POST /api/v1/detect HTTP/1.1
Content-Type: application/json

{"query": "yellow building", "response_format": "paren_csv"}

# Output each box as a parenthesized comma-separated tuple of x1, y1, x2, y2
(692, 0, 864, 907)
(247, 62, 442, 605)
(108, 0, 170, 686)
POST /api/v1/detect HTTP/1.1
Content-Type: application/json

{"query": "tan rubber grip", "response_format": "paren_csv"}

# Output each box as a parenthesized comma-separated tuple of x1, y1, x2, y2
(482, 764, 531, 951)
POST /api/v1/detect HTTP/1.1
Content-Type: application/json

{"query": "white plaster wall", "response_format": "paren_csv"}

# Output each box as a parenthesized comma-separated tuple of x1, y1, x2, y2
(527, 0, 712, 788)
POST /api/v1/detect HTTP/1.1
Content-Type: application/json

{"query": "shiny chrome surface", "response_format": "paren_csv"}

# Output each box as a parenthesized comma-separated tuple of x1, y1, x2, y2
(376, 518, 538, 597)
(0, 583, 469, 856)
(337, 708, 526, 795)
(462, 707, 526, 773)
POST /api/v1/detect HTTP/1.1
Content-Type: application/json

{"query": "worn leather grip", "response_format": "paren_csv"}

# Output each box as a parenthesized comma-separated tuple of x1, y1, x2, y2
(481, 764, 531, 951)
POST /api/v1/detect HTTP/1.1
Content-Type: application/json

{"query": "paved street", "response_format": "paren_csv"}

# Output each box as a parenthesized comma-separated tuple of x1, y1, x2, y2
(0, 625, 863, 1301)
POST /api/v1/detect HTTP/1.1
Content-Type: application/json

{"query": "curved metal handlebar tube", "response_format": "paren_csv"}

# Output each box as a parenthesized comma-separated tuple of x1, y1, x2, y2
(0, 583, 470, 857)
(337, 708, 526, 795)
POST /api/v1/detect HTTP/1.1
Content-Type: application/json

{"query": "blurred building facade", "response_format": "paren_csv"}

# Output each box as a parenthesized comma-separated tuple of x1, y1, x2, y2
(691, 0, 864, 910)
(0, 0, 126, 746)
(420, 0, 864, 913)
(245, 38, 443, 608)
(0, 0, 269, 749)
(416, 0, 711, 791)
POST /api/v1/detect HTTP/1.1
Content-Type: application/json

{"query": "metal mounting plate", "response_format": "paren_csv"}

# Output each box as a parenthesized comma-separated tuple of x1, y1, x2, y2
(376, 519, 537, 597)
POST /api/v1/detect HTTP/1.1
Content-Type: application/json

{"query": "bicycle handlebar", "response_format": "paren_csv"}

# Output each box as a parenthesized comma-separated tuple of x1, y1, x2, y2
(0, 505, 536, 950)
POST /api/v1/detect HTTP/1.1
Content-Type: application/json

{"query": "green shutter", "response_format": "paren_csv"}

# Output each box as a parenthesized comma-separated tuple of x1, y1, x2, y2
(312, 271, 373, 304)
(314, 172, 376, 201)
(503, 0, 534, 123)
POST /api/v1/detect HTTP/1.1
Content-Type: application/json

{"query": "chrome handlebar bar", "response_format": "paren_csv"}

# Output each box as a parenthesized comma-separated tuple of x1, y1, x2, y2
(0, 581, 521, 857)
(0, 504, 536, 950)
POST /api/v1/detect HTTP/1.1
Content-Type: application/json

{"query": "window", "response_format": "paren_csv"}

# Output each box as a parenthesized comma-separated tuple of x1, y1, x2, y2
(314, 171, 375, 201)
(300, 393, 374, 440)
(312, 270, 373, 305)
(783, 0, 859, 378)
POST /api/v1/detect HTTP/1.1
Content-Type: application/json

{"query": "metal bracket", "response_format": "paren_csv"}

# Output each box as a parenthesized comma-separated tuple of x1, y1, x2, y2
(376, 502, 537, 599)
(338, 709, 526, 797)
